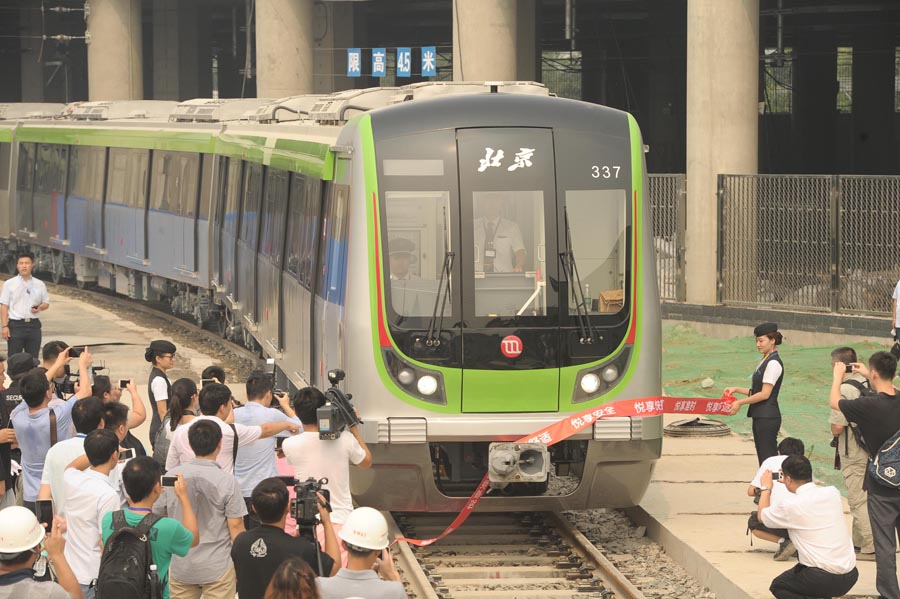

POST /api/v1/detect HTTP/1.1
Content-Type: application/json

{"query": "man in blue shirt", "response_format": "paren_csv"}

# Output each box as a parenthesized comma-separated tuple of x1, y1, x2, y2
(233, 371, 300, 528)
(10, 349, 93, 512)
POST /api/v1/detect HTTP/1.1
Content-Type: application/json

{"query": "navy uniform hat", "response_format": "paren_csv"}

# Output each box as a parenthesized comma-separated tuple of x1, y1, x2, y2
(145, 339, 176, 363)
(389, 238, 417, 263)
(7, 353, 39, 379)
(753, 322, 778, 337)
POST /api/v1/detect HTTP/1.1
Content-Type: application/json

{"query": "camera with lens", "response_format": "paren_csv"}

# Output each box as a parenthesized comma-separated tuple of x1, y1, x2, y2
(265, 358, 287, 405)
(58, 363, 106, 396)
(317, 369, 360, 440)
(289, 477, 330, 528)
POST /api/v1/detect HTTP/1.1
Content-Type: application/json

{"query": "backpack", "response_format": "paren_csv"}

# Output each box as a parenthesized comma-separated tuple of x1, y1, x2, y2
(96, 511, 163, 599)
(868, 426, 900, 489)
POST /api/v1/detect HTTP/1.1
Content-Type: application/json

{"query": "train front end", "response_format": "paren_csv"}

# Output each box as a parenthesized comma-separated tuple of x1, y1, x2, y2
(345, 90, 661, 512)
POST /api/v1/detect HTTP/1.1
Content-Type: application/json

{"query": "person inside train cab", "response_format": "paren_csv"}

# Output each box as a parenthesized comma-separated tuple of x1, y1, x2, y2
(473, 193, 526, 273)
(146, 339, 177, 450)
(388, 238, 418, 281)
(725, 322, 785, 465)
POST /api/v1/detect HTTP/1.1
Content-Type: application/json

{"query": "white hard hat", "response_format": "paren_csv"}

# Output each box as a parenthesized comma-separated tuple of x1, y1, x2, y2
(0, 506, 45, 554)
(338, 507, 390, 551)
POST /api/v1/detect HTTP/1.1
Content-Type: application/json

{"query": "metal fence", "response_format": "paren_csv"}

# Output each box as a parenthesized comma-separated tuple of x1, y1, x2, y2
(718, 174, 900, 315)
(649, 174, 686, 302)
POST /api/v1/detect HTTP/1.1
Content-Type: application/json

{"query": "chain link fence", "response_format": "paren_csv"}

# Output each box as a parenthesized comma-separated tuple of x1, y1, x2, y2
(649, 174, 686, 302)
(718, 174, 900, 315)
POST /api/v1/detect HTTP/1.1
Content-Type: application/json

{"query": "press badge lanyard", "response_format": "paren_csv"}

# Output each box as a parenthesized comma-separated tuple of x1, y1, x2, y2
(483, 219, 500, 258)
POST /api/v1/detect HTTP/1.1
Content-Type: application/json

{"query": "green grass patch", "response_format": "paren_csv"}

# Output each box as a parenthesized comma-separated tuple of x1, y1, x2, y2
(662, 321, 887, 494)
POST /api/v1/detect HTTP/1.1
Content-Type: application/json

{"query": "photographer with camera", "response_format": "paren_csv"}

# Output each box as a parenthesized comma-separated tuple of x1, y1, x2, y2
(283, 381, 372, 566)
(746, 437, 805, 561)
(10, 348, 92, 512)
(154, 420, 246, 599)
(828, 347, 875, 561)
(93, 376, 147, 457)
(234, 371, 301, 529)
(232, 477, 339, 599)
(166, 383, 299, 474)
(316, 507, 403, 599)
(759, 455, 858, 599)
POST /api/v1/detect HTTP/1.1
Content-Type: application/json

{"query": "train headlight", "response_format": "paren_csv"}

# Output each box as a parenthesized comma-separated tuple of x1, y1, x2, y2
(397, 368, 415, 386)
(417, 375, 439, 396)
(580, 373, 601, 394)
(601, 365, 619, 383)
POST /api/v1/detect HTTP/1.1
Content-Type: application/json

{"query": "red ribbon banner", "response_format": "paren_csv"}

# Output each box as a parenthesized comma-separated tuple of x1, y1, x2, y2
(395, 393, 736, 546)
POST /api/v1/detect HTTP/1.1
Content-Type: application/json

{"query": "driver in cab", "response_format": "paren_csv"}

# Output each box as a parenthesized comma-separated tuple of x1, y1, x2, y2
(474, 194, 526, 273)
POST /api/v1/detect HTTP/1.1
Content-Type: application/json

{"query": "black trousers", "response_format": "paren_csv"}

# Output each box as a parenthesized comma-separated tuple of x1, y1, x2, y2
(867, 489, 900, 599)
(770, 563, 858, 599)
(752, 416, 781, 465)
(6, 319, 41, 359)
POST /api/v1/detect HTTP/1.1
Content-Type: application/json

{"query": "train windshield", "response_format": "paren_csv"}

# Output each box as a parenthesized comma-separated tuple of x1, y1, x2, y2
(384, 190, 452, 318)
(564, 189, 628, 315)
(472, 190, 547, 317)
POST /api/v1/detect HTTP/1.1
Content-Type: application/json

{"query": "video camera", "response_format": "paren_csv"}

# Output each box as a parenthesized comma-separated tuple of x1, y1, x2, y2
(58, 362, 106, 396)
(317, 369, 360, 440)
(284, 476, 331, 529)
(265, 358, 286, 397)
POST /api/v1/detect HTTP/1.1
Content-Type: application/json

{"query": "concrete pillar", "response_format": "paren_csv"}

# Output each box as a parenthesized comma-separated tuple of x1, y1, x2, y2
(516, 0, 538, 82)
(685, 0, 759, 305)
(256, 0, 314, 97)
(314, 2, 354, 94)
(453, 0, 517, 81)
(851, 27, 894, 174)
(87, 0, 143, 100)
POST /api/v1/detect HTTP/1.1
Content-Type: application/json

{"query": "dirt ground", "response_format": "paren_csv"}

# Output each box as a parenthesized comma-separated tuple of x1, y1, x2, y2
(662, 321, 892, 493)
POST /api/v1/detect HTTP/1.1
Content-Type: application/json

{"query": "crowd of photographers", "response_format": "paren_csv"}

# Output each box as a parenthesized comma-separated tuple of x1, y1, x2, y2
(0, 339, 404, 599)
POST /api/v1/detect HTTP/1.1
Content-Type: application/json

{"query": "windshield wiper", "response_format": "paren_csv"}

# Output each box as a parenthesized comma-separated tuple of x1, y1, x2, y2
(425, 250, 454, 347)
(560, 210, 596, 344)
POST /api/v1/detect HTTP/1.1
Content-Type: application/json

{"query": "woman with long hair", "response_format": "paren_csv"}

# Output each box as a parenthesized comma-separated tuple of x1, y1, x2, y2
(725, 322, 785, 465)
(263, 557, 320, 599)
(151, 377, 198, 467)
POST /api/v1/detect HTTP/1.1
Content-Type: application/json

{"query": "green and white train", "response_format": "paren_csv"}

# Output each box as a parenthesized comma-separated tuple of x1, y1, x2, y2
(0, 82, 661, 511)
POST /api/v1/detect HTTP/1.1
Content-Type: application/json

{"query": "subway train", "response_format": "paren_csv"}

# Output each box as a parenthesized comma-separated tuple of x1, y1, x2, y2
(0, 82, 661, 512)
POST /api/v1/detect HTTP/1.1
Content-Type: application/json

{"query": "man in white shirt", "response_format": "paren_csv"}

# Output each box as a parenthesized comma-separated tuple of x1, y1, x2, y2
(63, 429, 122, 599)
(283, 387, 372, 567)
(759, 455, 859, 599)
(473, 194, 526, 273)
(0, 252, 49, 358)
(38, 397, 105, 514)
(746, 437, 805, 561)
(166, 383, 298, 474)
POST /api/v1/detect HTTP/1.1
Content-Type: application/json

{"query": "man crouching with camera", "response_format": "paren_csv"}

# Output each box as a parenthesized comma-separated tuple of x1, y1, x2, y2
(758, 455, 858, 599)
(282, 382, 372, 567)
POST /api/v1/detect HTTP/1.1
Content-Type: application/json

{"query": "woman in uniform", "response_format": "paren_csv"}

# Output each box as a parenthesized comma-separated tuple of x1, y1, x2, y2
(145, 339, 176, 449)
(725, 322, 785, 465)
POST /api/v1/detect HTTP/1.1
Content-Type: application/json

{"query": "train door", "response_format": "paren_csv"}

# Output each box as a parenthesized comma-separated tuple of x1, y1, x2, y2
(15, 142, 35, 237)
(211, 156, 227, 287)
(220, 158, 242, 298)
(128, 150, 149, 262)
(457, 128, 560, 413)
(256, 168, 289, 355)
(312, 177, 349, 386)
(236, 161, 263, 325)
(33, 144, 67, 246)
(178, 154, 200, 272)
(87, 147, 107, 254)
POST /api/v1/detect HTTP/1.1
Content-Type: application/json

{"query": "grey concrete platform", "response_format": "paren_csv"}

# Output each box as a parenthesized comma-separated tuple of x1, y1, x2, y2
(1, 291, 246, 449)
(626, 414, 878, 598)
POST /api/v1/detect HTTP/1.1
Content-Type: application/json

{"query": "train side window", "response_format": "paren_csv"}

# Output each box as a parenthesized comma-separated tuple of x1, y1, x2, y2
(149, 151, 173, 212)
(198, 154, 215, 220)
(240, 161, 263, 246)
(223, 158, 242, 235)
(69, 146, 105, 202)
(303, 178, 322, 286)
(259, 168, 288, 264)
(106, 148, 129, 205)
(284, 173, 307, 282)
(178, 153, 200, 217)
(0, 143, 10, 192)
(35, 144, 68, 195)
(16, 143, 35, 192)
(316, 183, 349, 302)
(128, 150, 149, 209)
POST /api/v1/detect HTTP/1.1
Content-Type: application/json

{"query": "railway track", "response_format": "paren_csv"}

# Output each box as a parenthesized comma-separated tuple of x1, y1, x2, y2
(388, 511, 646, 599)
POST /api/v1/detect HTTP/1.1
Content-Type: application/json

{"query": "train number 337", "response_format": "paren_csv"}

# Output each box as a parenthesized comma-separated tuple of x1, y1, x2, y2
(591, 165, 621, 179)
